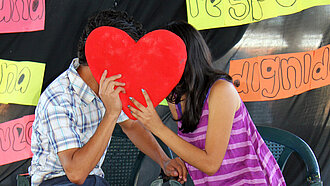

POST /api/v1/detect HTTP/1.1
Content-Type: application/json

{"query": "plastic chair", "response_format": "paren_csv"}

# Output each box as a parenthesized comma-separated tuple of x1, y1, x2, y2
(256, 126, 323, 186)
(102, 106, 181, 186)
(101, 124, 144, 186)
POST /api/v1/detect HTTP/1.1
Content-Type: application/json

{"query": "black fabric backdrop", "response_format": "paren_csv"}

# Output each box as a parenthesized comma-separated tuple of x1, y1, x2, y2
(0, 1, 328, 185)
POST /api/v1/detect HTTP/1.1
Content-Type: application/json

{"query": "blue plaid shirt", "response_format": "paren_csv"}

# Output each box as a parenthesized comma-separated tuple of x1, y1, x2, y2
(29, 58, 128, 185)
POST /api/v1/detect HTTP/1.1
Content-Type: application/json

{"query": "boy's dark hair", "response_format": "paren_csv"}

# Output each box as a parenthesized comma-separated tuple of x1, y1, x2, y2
(77, 9, 145, 65)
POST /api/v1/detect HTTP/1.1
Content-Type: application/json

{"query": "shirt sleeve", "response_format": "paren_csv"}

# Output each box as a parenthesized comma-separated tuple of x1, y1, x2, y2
(44, 105, 82, 154)
(117, 110, 129, 123)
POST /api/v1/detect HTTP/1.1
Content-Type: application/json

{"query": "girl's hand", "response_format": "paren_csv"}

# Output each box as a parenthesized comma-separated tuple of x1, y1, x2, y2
(128, 89, 163, 133)
(99, 70, 126, 118)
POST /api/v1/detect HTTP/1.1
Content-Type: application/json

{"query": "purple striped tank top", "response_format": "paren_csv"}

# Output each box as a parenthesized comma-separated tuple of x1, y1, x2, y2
(176, 84, 286, 186)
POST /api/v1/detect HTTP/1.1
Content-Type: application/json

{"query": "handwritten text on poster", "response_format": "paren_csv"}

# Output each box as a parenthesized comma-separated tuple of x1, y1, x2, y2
(229, 45, 330, 101)
(0, 0, 45, 33)
(0, 59, 45, 105)
(186, 0, 330, 30)
(0, 114, 34, 166)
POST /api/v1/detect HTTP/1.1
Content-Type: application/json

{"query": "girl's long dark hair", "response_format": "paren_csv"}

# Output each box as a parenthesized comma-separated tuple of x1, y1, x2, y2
(164, 21, 232, 133)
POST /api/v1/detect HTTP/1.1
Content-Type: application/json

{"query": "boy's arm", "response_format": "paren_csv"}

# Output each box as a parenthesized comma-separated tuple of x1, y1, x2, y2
(57, 113, 118, 184)
(58, 71, 125, 184)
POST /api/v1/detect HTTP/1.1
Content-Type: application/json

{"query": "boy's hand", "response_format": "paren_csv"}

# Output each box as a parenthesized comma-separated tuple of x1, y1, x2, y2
(98, 70, 125, 117)
(163, 157, 187, 184)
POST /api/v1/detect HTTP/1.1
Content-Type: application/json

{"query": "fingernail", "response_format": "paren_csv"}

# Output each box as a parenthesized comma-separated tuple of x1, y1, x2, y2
(127, 105, 130, 108)
(129, 97, 132, 100)
(141, 89, 145, 93)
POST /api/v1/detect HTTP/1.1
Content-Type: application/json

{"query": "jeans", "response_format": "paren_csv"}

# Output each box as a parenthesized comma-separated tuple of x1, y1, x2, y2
(40, 175, 110, 186)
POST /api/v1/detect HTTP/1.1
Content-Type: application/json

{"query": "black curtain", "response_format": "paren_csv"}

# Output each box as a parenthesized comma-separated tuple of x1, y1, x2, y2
(0, 1, 328, 185)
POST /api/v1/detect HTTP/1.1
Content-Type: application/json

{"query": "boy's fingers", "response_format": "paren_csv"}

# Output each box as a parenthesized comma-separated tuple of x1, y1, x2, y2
(173, 161, 183, 179)
(99, 70, 108, 90)
(108, 74, 122, 81)
(175, 158, 187, 181)
(100, 70, 107, 82)
(114, 87, 125, 94)
(108, 81, 125, 91)
(170, 170, 178, 177)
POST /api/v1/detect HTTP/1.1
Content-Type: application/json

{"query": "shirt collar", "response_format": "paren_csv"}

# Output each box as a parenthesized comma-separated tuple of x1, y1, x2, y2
(68, 58, 97, 105)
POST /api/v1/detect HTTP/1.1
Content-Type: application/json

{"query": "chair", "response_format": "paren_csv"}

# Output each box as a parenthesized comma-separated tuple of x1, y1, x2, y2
(101, 124, 144, 186)
(256, 126, 323, 186)
(102, 105, 181, 186)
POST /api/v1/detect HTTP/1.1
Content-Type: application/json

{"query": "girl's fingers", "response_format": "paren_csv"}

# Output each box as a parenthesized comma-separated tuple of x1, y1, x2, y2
(141, 89, 152, 107)
(128, 105, 142, 117)
(129, 109, 142, 120)
(129, 97, 147, 112)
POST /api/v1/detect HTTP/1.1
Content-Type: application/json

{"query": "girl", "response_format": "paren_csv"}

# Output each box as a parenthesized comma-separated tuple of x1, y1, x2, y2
(128, 21, 285, 186)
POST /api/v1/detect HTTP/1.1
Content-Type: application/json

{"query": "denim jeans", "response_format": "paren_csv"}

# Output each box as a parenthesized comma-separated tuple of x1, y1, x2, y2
(40, 175, 109, 186)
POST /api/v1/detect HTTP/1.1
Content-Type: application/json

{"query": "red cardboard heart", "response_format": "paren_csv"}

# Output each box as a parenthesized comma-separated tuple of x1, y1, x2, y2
(85, 26, 187, 119)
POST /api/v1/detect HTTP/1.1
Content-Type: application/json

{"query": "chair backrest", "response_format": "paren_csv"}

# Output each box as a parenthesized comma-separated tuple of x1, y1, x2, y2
(256, 126, 323, 186)
(101, 124, 144, 186)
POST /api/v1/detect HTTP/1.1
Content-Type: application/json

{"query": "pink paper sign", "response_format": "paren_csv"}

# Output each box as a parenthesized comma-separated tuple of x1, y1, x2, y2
(0, 0, 45, 33)
(0, 114, 35, 166)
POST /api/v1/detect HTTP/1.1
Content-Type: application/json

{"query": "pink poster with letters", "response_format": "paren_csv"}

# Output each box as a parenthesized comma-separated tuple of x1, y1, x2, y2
(0, 114, 35, 166)
(0, 0, 45, 33)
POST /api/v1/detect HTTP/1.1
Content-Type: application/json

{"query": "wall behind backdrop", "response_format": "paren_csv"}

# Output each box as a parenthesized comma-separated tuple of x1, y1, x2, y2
(0, 1, 328, 185)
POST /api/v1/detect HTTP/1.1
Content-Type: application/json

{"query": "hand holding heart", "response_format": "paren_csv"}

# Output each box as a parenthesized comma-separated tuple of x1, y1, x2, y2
(98, 70, 125, 118)
(128, 89, 164, 133)
(85, 26, 187, 119)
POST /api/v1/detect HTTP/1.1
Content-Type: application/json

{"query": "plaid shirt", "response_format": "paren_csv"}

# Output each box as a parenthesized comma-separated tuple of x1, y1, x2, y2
(29, 58, 128, 185)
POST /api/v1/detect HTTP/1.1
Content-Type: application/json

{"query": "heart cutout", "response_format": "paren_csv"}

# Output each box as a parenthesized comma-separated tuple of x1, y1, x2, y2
(85, 26, 187, 119)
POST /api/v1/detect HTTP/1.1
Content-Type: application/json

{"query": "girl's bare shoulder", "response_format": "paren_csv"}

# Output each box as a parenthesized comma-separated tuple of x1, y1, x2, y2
(209, 79, 241, 111)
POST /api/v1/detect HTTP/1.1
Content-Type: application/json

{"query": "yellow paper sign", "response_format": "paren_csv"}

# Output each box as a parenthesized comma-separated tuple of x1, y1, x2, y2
(187, 0, 330, 30)
(159, 99, 168, 106)
(0, 59, 45, 106)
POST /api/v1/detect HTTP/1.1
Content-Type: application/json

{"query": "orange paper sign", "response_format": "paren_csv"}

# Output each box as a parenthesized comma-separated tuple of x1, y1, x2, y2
(0, 0, 45, 33)
(229, 45, 330, 101)
(0, 115, 34, 166)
